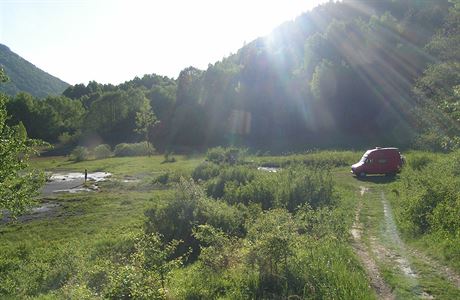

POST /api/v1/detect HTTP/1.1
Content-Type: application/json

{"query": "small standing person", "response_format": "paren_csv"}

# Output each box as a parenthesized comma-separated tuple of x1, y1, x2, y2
(84, 168, 88, 183)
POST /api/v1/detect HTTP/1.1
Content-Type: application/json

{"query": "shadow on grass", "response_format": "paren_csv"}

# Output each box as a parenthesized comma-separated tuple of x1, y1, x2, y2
(353, 175, 398, 184)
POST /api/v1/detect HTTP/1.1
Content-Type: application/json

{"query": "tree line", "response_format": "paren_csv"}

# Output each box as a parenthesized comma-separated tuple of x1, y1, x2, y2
(4, 0, 460, 152)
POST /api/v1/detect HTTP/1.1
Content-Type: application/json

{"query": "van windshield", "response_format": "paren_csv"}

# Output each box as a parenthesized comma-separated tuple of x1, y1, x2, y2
(359, 155, 367, 163)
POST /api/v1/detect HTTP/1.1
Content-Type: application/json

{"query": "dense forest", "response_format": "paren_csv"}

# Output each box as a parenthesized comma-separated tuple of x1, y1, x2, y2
(4, 0, 460, 152)
(0, 44, 69, 98)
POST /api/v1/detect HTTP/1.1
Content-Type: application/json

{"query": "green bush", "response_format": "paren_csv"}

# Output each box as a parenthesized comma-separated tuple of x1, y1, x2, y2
(162, 152, 176, 163)
(144, 178, 245, 260)
(70, 146, 89, 162)
(397, 153, 460, 237)
(151, 172, 182, 186)
(224, 173, 277, 209)
(407, 153, 433, 170)
(192, 162, 220, 181)
(206, 147, 247, 165)
(206, 166, 256, 199)
(169, 209, 371, 299)
(58, 131, 81, 146)
(392, 151, 460, 270)
(413, 130, 460, 152)
(114, 142, 154, 157)
(94, 144, 112, 159)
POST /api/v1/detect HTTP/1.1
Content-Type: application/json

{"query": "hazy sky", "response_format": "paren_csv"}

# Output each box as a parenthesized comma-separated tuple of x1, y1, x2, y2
(1, 0, 327, 85)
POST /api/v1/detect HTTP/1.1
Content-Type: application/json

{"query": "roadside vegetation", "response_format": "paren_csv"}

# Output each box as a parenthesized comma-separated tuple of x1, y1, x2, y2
(389, 150, 460, 271)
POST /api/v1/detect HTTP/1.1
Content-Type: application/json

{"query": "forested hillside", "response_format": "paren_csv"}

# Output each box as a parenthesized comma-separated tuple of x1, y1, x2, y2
(5, 0, 459, 152)
(0, 44, 69, 98)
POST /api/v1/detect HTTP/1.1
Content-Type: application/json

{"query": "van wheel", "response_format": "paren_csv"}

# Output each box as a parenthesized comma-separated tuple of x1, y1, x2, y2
(359, 172, 366, 177)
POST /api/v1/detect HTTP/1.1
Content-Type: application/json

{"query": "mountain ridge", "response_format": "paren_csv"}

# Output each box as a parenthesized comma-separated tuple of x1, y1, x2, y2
(0, 43, 69, 98)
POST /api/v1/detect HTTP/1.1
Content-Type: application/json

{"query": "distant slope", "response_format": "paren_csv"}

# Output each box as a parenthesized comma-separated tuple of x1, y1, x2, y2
(0, 44, 69, 98)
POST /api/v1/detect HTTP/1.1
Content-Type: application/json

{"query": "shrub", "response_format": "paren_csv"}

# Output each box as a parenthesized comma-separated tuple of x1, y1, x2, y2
(58, 131, 80, 146)
(396, 151, 460, 237)
(151, 172, 182, 186)
(94, 144, 111, 159)
(224, 173, 277, 209)
(144, 178, 244, 260)
(413, 130, 460, 152)
(70, 146, 89, 162)
(407, 153, 433, 170)
(192, 162, 220, 181)
(206, 147, 247, 165)
(162, 152, 176, 163)
(275, 166, 335, 211)
(206, 166, 256, 199)
(114, 142, 154, 157)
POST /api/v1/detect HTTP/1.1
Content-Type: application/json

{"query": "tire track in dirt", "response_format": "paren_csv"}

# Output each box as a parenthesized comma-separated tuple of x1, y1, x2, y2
(351, 186, 394, 300)
(352, 183, 458, 298)
(381, 191, 460, 291)
(379, 192, 434, 299)
(380, 192, 418, 278)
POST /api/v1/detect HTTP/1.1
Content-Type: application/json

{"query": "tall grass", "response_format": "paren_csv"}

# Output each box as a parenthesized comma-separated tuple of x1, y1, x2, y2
(256, 150, 359, 168)
(391, 150, 460, 271)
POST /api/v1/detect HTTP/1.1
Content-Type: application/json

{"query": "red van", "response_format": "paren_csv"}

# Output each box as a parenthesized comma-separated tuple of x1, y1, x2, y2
(351, 147, 404, 177)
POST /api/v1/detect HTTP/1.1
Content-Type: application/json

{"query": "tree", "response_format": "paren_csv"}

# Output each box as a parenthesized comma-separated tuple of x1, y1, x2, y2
(0, 66, 8, 82)
(0, 69, 45, 216)
(135, 101, 158, 155)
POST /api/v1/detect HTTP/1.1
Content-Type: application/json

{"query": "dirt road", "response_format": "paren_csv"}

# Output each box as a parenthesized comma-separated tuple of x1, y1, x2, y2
(349, 180, 459, 299)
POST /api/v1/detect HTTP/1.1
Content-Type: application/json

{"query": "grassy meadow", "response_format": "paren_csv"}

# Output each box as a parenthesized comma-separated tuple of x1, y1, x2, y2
(0, 149, 459, 299)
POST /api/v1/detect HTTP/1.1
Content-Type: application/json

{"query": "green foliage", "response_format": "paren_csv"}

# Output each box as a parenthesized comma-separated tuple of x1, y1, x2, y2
(191, 161, 220, 181)
(151, 171, 182, 186)
(6, 93, 85, 142)
(206, 147, 247, 165)
(170, 208, 371, 299)
(84, 89, 148, 145)
(246, 209, 299, 286)
(413, 129, 460, 152)
(57, 131, 78, 146)
(144, 178, 244, 259)
(94, 144, 112, 159)
(220, 166, 335, 211)
(114, 142, 154, 157)
(412, 2, 460, 145)
(206, 165, 256, 199)
(257, 150, 358, 169)
(135, 101, 158, 155)
(395, 151, 460, 238)
(0, 93, 45, 216)
(388, 151, 460, 270)
(1, 1, 457, 150)
(70, 146, 89, 162)
(1, 152, 376, 298)
(104, 233, 183, 299)
(193, 224, 241, 272)
(162, 152, 176, 163)
(0, 65, 9, 82)
(407, 152, 434, 170)
(15, 121, 27, 141)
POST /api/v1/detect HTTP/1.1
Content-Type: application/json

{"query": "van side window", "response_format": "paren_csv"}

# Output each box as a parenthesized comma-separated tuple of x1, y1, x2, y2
(378, 159, 387, 164)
